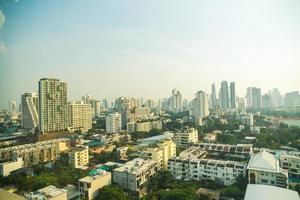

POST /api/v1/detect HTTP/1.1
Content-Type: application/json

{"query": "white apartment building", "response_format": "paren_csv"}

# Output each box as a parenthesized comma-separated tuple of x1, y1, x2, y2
(168, 157, 247, 186)
(247, 151, 288, 188)
(279, 153, 300, 181)
(113, 158, 158, 196)
(127, 119, 162, 133)
(174, 127, 198, 148)
(240, 114, 254, 126)
(38, 78, 68, 133)
(25, 185, 67, 200)
(21, 92, 39, 129)
(68, 102, 92, 133)
(68, 146, 89, 169)
(106, 112, 122, 133)
(78, 170, 111, 200)
(0, 157, 23, 176)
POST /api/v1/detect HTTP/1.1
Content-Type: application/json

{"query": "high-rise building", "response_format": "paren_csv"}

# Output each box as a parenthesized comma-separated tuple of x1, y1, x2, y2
(284, 91, 300, 108)
(230, 82, 236, 108)
(38, 78, 68, 133)
(246, 87, 253, 108)
(9, 100, 17, 112)
(211, 83, 217, 109)
(94, 100, 101, 117)
(262, 94, 273, 110)
(192, 91, 209, 125)
(68, 102, 92, 133)
(220, 81, 229, 109)
(237, 97, 246, 113)
(21, 93, 39, 129)
(106, 112, 122, 133)
(271, 88, 283, 108)
(251, 87, 262, 111)
(170, 89, 182, 113)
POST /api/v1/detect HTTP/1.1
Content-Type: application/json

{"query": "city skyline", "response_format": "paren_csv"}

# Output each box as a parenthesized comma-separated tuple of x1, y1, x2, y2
(1, 0, 300, 108)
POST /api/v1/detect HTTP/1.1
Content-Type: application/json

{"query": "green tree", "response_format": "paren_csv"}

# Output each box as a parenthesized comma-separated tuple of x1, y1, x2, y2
(97, 185, 129, 200)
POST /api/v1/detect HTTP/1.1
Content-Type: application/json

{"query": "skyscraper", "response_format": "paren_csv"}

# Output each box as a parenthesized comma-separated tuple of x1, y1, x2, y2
(262, 94, 273, 110)
(271, 88, 283, 108)
(68, 102, 92, 133)
(220, 81, 229, 109)
(170, 89, 182, 113)
(211, 83, 217, 109)
(230, 82, 236, 108)
(246, 87, 253, 108)
(251, 87, 262, 111)
(38, 78, 68, 133)
(9, 100, 17, 112)
(106, 112, 122, 133)
(94, 100, 101, 117)
(21, 93, 39, 129)
(192, 91, 209, 125)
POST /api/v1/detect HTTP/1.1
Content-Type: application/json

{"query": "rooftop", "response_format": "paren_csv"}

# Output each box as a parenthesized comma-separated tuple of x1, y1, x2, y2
(37, 185, 67, 198)
(79, 170, 111, 183)
(113, 158, 156, 174)
(0, 188, 25, 200)
(244, 184, 299, 200)
(247, 151, 279, 173)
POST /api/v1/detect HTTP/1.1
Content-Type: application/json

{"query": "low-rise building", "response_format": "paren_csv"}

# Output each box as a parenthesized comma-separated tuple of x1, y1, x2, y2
(279, 153, 300, 183)
(247, 151, 288, 188)
(168, 157, 246, 186)
(68, 146, 89, 169)
(113, 158, 158, 197)
(0, 157, 23, 176)
(127, 119, 162, 133)
(174, 127, 198, 148)
(24, 185, 67, 200)
(78, 170, 111, 200)
(203, 133, 217, 143)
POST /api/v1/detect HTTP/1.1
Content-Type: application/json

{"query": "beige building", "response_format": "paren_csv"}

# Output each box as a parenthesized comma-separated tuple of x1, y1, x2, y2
(247, 151, 288, 188)
(68, 146, 89, 168)
(127, 119, 162, 133)
(138, 138, 176, 170)
(174, 127, 198, 148)
(68, 102, 92, 133)
(113, 158, 158, 196)
(25, 185, 67, 200)
(39, 78, 68, 133)
(0, 157, 23, 176)
(79, 170, 111, 200)
(0, 139, 70, 166)
(106, 112, 122, 133)
(279, 153, 300, 181)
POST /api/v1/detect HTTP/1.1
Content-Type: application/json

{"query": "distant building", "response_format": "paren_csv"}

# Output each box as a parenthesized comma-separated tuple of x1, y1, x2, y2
(220, 81, 230, 109)
(21, 93, 39, 129)
(38, 78, 68, 133)
(68, 102, 92, 133)
(284, 91, 300, 108)
(127, 119, 162, 133)
(262, 94, 273, 110)
(210, 83, 218, 109)
(247, 151, 288, 188)
(279, 153, 300, 182)
(25, 185, 68, 200)
(237, 97, 246, 113)
(78, 170, 111, 200)
(106, 112, 122, 133)
(240, 114, 254, 126)
(251, 87, 262, 111)
(68, 146, 89, 169)
(9, 100, 17, 112)
(174, 127, 198, 148)
(230, 82, 236, 108)
(169, 89, 182, 113)
(113, 158, 158, 197)
(192, 91, 209, 125)
(0, 157, 23, 176)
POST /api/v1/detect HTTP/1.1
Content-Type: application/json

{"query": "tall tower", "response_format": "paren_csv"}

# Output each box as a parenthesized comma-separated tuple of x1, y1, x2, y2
(192, 91, 209, 119)
(170, 89, 182, 113)
(21, 93, 39, 129)
(230, 82, 236, 108)
(251, 87, 262, 111)
(220, 81, 229, 109)
(211, 83, 217, 109)
(38, 78, 68, 133)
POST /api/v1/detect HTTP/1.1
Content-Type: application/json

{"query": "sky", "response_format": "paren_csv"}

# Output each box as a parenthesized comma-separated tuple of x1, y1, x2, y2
(0, 0, 300, 108)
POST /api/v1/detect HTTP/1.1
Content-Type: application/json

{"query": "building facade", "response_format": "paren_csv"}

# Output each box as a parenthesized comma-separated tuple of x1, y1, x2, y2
(174, 127, 198, 148)
(21, 93, 39, 129)
(106, 112, 122, 133)
(68, 102, 92, 133)
(68, 146, 89, 168)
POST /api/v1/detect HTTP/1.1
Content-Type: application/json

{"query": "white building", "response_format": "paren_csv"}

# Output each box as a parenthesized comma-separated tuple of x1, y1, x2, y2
(106, 112, 122, 133)
(247, 151, 288, 188)
(113, 158, 158, 196)
(279, 153, 300, 182)
(240, 114, 254, 126)
(0, 157, 23, 176)
(38, 78, 68, 133)
(192, 91, 209, 125)
(25, 185, 68, 200)
(244, 184, 299, 200)
(127, 119, 162, 133)
(68, 102, 92, 133)
(68, 146, 89, 169)
(21, 93, 39, 129)
(174, 127, 198, 148)
(78, 170, 111, 200)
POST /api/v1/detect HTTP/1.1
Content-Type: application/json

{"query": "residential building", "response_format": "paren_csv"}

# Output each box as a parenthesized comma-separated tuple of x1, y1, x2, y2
(68, 146, 89, 169)
(9, 100, 17, 112)
(174, 127, 198, 148)
(38, 78, 68, 133)
(169, 89, 182, 113)
(94, 100, 101, 117)
(279, 153, 300, 182)
(0, 157, 23, 176)
(262, 94, 273, 110)
(210, 83, 218, 109)
(240, 114, 254, 126)
(106, 112, 122, 133)
(237, 97, 246, 113)
(247, 151, 288, 188)
(251, 87, 262, 111)
(168, 157, 247, 186)
(25, 185, 67, 200)
(21, 93, 39, 129)
(113, 158, 158, 196)
(68, 102, 92, 133)
(127, 119, 162, 133)
(284, 91, 300, 108)
(244, 184, 299, 200)
(192, 91, 209, 125)
(79, 170, 111, 200)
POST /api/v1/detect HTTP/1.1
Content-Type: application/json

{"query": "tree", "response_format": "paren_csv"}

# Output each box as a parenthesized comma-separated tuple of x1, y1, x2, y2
(97, 185, 129, 200)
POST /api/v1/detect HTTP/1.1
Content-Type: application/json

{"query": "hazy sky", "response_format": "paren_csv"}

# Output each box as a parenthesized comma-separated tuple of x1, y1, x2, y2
(0, 0, 300, 108)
